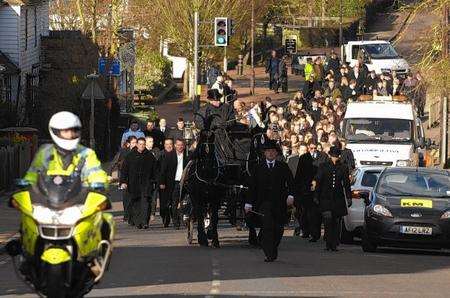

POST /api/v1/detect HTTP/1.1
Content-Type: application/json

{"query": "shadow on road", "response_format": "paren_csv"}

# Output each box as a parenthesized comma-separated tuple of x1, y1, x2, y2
(2, 233, 450, 296)
(97, 237, 450, 291)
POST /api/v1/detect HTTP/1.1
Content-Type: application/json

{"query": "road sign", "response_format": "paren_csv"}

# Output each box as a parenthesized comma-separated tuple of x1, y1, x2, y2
(285, 39, 297, 54)
(110, 59, 120, 76)
(98, 58, 107, 75)
(98, 58, 121, 76)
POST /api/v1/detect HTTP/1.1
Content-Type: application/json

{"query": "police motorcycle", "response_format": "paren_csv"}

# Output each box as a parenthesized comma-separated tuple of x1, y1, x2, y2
(5, 171, 115, 298)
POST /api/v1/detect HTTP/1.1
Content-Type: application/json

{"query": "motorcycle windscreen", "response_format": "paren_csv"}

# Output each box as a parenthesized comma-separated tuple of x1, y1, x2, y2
(30, 174, 88, 210)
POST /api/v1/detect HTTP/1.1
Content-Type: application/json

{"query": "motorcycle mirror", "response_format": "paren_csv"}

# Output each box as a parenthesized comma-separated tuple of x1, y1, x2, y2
(14, 179, 31, 189)
(90, 182, 106, 191)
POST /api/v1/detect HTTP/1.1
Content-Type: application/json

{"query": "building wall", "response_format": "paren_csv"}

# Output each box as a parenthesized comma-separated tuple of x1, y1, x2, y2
(37, 31, 101, 132)
(0, 4, 20, 65)
(19, 0, 49, 76)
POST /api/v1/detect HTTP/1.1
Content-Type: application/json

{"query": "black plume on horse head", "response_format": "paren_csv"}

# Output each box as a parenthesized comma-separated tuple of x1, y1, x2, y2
(194, 112, 221, 132)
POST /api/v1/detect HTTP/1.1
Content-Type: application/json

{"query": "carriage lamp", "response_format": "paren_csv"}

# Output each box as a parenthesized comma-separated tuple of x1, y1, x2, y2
(183, 121, 194, 141)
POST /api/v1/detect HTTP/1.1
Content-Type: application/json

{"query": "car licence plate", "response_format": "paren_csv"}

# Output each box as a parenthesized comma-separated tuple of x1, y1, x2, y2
(400, 199, 433, 208)
(400, 226, 432, 235)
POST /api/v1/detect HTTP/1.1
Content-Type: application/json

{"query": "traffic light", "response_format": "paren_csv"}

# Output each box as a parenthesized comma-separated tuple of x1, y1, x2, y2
(228, 19, 235, 36)
(214, 17, 228, 47)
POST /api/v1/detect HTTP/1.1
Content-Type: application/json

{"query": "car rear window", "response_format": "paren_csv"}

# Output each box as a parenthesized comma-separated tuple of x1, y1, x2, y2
(361, 171, 381, 187)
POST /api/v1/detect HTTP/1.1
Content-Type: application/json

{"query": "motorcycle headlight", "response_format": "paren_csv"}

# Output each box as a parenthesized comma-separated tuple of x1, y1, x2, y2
(32, 205, 83, 225)
(373, 204, 393, 218)
(396, 159, 413, 167)
(441, 211, 450, 219)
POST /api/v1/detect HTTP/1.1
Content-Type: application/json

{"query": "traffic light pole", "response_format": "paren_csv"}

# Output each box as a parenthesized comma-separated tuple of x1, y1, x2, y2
(441, 5, 449, 167)
(223, 47, 228, 73)
(193, 11, 199, 103)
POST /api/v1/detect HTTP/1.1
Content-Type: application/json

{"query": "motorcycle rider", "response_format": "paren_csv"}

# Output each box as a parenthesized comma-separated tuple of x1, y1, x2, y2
(24, 111, 108, 186)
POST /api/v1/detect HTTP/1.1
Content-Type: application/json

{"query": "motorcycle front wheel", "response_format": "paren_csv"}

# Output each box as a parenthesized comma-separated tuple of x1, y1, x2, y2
(46, 263, 67, 298)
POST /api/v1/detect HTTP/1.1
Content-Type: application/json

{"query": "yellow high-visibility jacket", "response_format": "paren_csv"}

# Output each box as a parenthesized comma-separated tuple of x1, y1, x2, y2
(24, 144, 108, 186)
(304, 63, 314, 81)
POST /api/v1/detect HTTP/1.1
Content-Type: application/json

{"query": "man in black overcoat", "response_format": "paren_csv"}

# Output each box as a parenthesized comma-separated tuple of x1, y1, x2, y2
(158, 138, 189, 228)
(265, 50, 280, 91)
(120, 137, 157, 229)
(246, 140, 295, 262)
(294, 144, 321, 242)
(144, 120, 165, 150)
(313, 146, 352, 251)
(204, 89, 235, 129)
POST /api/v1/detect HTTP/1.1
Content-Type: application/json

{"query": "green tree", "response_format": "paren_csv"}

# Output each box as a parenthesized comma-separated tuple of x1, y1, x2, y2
(135, 49, 172, 96)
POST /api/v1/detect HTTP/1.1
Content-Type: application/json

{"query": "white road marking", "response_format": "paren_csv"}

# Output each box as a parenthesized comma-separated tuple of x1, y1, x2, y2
(208, 257, 221, 296)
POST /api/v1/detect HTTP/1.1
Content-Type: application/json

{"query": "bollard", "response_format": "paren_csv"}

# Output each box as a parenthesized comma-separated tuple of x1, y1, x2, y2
(237, 54, 243, 75)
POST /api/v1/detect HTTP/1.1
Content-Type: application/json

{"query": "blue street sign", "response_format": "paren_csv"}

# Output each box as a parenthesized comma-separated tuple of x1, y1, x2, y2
(98, 57, 107, 75)
(98, 57, 121, 76)
(111, 59, 121, 76)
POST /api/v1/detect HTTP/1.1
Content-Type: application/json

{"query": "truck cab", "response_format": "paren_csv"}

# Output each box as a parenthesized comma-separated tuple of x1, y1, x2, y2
(342, 96, 426, 168)
(343, 40, 410, 78)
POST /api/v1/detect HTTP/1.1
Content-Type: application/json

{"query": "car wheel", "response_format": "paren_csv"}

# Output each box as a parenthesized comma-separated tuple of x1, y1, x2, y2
(361, 227, 378, 252)
(339, 219, 354, 244)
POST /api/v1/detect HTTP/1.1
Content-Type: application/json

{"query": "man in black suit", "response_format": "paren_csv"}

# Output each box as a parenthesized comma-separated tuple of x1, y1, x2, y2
(294, 141, 321, 241)
(308, 99, 322, 124)
(145, 119, 165, 150)
(364, 70, 378, 95)
(168, 118, 185, 141)
(159, 138, 189, 228)
(246, 140, 295, 262)
(158, 118, 170, 138)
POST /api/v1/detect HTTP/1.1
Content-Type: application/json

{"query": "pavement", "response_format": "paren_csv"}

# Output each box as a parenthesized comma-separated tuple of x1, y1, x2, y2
(0, 192, 19, 253)
(2, 188, 450, 297)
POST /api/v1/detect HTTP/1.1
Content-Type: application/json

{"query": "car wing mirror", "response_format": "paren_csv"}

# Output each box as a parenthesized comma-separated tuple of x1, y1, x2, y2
(360, 191, 371, 206)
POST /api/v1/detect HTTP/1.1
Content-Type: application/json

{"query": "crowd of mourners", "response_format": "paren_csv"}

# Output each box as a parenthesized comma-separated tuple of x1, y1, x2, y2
(112, 49, 426, 256)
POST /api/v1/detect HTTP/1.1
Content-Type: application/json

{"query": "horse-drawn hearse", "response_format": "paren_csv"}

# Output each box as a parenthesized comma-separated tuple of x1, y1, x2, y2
(179, 110, 266, 248)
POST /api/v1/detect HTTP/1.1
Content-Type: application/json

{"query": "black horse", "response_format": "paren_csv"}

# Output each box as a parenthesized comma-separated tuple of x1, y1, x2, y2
(180, 113, 266, 248)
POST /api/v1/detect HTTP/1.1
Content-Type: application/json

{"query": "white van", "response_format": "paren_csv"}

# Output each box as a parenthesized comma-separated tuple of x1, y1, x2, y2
(343, 40, 410, 78)
(160, 40, 187, 80)
(342, 96, 427, 167)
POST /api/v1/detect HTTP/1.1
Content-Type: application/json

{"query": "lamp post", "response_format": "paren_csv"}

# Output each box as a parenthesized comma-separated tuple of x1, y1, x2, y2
(339, 0, 344, 60)
(87, 73, 99, 149)
(193, 11, 199, 103)
(250, 0, 255, 95)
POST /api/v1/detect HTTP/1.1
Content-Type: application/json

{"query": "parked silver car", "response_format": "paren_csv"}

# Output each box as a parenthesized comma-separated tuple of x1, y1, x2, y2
(340, 166, 384, 243)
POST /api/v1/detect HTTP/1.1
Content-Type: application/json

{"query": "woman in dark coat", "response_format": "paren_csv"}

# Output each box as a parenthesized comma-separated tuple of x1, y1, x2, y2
(313, 146, 352, 251)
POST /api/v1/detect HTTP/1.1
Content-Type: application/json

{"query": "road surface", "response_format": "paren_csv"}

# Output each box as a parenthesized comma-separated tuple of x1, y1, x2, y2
(1, 189, 450, 297)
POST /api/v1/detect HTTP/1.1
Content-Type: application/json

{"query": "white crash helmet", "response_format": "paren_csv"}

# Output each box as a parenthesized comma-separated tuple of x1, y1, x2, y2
(48, 111, 82, 151)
